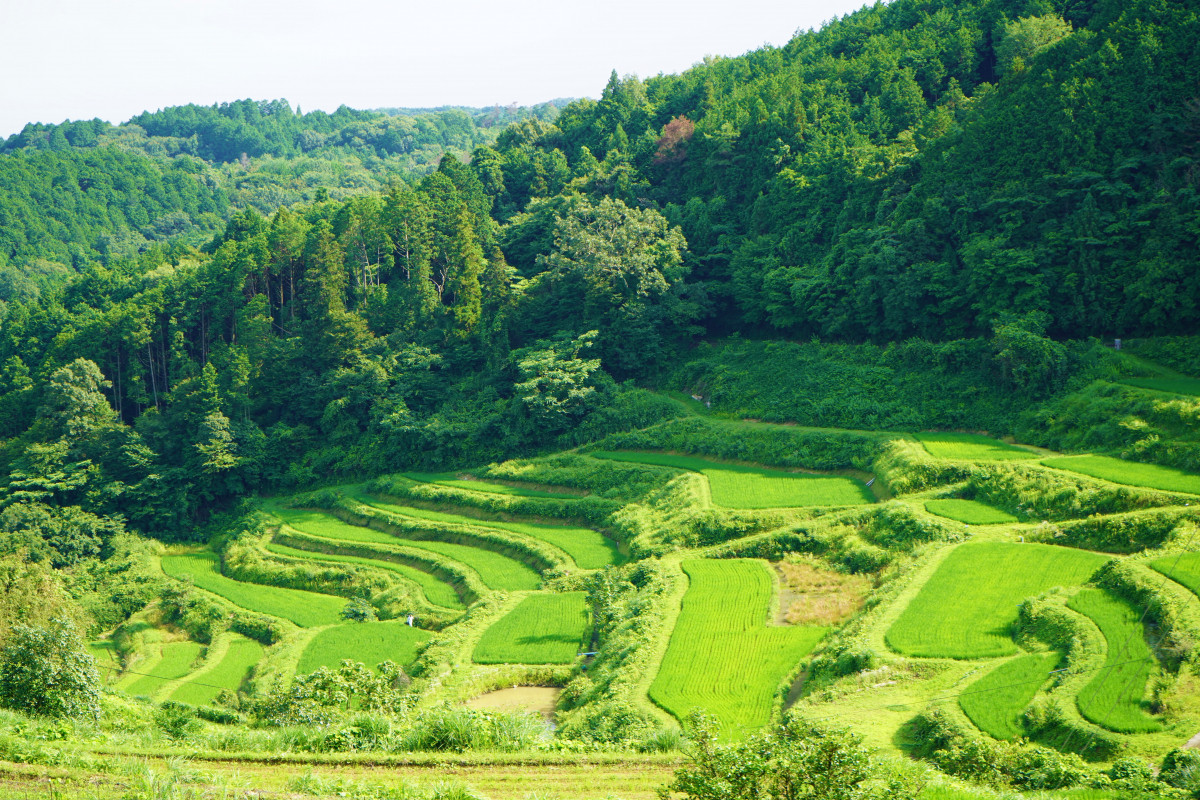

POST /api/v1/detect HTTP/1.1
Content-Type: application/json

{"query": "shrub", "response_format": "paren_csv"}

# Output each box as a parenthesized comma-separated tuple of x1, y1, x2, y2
(0, 618, 100, 720)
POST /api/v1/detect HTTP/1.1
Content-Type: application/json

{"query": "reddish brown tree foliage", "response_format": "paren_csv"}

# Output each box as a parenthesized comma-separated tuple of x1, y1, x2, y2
(653, 116, 695, 165)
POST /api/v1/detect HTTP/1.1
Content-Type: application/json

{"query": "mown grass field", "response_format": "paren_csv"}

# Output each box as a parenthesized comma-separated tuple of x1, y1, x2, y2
(958, 652, 1061, 739)
(915, 433, 1038, 461)
(1067, 588, 1161, 733)
(359, 493, 623, 570)
(266, 540, 464, 609)
(649, 559, 826, 737)
(886, 543, 1108, 658)
(1042, 454, 1200, 495)
(924, 498, 1018, 525)
(161, 552, 345, 627)
(121, 640, 202, 697)
(473, 593, 590, 664)
(1118, 377, 1200, 396)
(274, 507, 541, 591)
(402, 472, 581, 498)
(169, 634, 263, 706)
(587, 451, 873, 508)
(298, 621, 432, 674)
(1149, 551, 1200, 598)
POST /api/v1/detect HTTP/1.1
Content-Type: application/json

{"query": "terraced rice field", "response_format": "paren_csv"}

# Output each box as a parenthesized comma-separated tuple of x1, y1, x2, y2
(169, 634, 263, 706)
(958, 652, 1061, 739)
(1042, 454, 1200, 495)
(886, 542, 1108, 658)
(273, 507, 541, 591)
(1149, 551, 1200, 598)
(120, 640, 203, 697)
(161, 552, 345, 627)
(298, 621, 432, 674)
(915, 433, 1038, 461)
(649, 559, 826, 737)
(402, 472, 582, 498)
(87, 640, 120, 678)
(1119, 377, 1200, 396)
(473, 593, 591, 664)
(266, 541, 464, 609)
(587, 451, 873, 508)
(1067, 588, 1161, 733)
(924, 498, 1018, 525)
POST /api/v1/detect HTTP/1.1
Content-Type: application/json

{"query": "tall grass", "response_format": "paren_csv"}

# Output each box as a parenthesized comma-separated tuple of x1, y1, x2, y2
(298, 621, 431, 674)
(958, 652, 1061, 739)
(886, 543, 1107, 658)
(473, 593, 590, 664)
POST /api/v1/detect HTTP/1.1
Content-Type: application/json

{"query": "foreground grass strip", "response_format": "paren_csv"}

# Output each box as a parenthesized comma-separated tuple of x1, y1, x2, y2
(298, 620, 432, 674)
(886, 542, 1108, 658)
(161, 552, 345, 627)
(1067, 588, 1162, 733)
(403, 472, 581, 498)
(473, 592, 590, 664)
(1118, 377, 1200, 396)
(959, 652, 1061, 740)
(1042, 454, 1200, 495)
(1150, 551, 1200, 598)
(915, 433, 1037, 461)
(122, 640, 202, 697)
(588, 451, 873, 508)
(266, 541, 464, 610)
(925, 498, 1018, 525)
(275, 507, 541, 591)
(170, 634, 263, 706)
(649, 559, 826, 737)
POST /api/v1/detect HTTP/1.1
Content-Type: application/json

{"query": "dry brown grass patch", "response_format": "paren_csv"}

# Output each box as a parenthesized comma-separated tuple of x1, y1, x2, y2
(776, 560, 870, 626)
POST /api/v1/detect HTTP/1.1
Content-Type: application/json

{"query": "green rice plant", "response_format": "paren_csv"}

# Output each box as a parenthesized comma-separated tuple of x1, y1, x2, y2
(265, 541, 464, 610)
(1118, 377, 1200, 396)
(472, 592, 590, 664)
(297, 620, 432, 674)
(1149, 551, 1200, 598)
(1043, 454, 1200, 495)
(87, 640, 119, 680)
(169, 634, 263, 706)
(121, 640, 202, 697)
(588, 451, 873, 508)
(915, 433, 1038, 461)
(161, 552, 345, 627)
(886, 543, 1108, 658)
(925, 498, 1018, 525)
(1067, 588, 1162, 733)
(274, 507, 541, 591)
(402, 472, 582, 498)
(649, 559, 826, 738)
(958, 652, 1061, 739)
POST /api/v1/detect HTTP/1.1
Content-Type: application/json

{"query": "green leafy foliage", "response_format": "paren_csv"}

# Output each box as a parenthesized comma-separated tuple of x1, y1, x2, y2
(473, 592, 590, 664)
(0, 618, 100, 719)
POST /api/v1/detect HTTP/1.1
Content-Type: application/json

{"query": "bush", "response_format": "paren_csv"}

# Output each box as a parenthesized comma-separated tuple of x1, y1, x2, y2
(0, 618, 100, 720)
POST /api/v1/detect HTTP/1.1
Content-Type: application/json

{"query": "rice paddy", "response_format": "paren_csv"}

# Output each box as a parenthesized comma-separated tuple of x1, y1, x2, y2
(298, 620, 432, 674)
(120, 640, 203, 698)
(1042, 454, 1200, 495)
(1067, 588, 1161, 733)
(914, 433, 1038, 461)
(924, 498, 1018, 525)
(885, 543, 1108, 658)
(958, 652, 1061, 739)
(587, 451, 873, 508)
(472, 592, 591, 664)
(169, 634, 263, 706)
(1149, 551, 1200, 598)
(402, 472, 582, 498)
(649, 559, 826, 737)
(160, 552, 346, 627)
(1118, 377, 1200, 396)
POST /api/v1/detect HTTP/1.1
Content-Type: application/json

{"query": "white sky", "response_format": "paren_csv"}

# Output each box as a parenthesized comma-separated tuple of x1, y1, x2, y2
(0, 0, 870, 138)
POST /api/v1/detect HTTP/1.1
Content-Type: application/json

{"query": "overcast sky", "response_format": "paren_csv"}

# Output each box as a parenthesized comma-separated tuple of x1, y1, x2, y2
(0, 0, 870, 138)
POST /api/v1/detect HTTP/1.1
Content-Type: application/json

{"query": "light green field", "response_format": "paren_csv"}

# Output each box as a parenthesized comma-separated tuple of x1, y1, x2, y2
(915, 433, 1038, 461)
(958, 652, 1061, 739)
(1150, 551, 1200, 598)
(359, 493, 623, 570)
(1119, 377, 1200, 396)
(121, 640, 202, 697)
(649, 559, 826, 738)
(161, 552, 345, 627)
(87, 640, 120, 677)
(402, 472, 581, 498)
(886, 542, 1108, 658)
(266, 541, 464, 609)
(1067, 588, 1161, 733)
(473, 593, 590, 664)
(273, 507, 541, 591)
(298, 620, 432, 674)
(588, 451, 873, 508)
(924, 498, 1018, 525)
(169, 635, 263, 706)
(1042, 454, 1200, 495)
